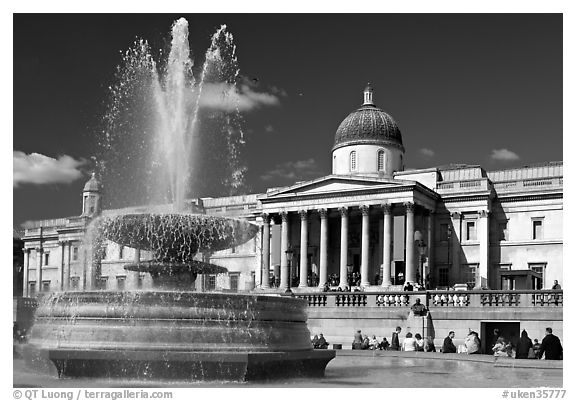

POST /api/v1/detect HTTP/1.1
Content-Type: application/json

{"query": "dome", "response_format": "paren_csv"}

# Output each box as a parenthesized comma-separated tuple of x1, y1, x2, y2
(333, 86, 404, 151)
(83, 172, 100, 192)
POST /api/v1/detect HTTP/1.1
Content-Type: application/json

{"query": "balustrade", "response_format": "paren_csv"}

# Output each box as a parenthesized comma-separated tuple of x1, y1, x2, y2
(296, 289, 562, 309)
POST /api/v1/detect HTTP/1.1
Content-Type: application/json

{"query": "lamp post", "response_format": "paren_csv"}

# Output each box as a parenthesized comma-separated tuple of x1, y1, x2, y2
(284, 246, 294, 295)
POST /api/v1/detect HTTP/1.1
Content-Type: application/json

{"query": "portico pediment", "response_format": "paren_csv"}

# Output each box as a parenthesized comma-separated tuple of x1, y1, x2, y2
(263, 175, 412, 199)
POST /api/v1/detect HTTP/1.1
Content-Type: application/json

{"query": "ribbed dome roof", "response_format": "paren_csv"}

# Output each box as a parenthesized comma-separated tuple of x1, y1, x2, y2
(83, 172, 100, 192)
(333, 86, 404, 151)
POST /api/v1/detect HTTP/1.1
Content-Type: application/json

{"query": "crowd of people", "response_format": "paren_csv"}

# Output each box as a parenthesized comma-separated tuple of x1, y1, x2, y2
(345, 326, 562, 360)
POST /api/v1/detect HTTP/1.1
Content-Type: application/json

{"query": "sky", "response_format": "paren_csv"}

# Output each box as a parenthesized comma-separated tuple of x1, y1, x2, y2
(12, 13, 563, 229)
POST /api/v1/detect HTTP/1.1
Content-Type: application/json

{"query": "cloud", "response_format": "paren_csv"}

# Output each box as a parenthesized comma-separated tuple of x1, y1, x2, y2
(264, 125, 275, 133)
(490, 148, 520, 161)
(261, 158, 325, 183)
(419, 148, 435, 158)
(14, 151, 87, 188)
(199, 82, 283, 112)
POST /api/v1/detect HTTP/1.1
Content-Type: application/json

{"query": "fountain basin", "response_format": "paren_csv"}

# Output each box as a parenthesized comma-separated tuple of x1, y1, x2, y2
(24, 291, 335, 381)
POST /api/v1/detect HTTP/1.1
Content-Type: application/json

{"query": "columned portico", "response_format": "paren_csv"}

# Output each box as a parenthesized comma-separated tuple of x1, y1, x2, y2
(318, 209, 329, 288)
(279, 211, 290, 290)
(381, 204, 393, 287)
(338, 207, 349, 289)
(405, 203, 416, 284)
(261, 214, 271, 289)
(360, 205, 370, 287)
(299, 210, 309, 288)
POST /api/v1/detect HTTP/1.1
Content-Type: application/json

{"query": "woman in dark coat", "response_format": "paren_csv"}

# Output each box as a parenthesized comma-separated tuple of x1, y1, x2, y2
(516, 330, 534, 359)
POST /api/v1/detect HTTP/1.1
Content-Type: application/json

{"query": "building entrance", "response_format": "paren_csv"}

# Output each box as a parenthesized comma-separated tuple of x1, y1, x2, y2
(480, 321, 520, 354)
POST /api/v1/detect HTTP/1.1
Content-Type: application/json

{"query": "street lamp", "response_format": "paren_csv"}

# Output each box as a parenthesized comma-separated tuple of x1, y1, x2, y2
(284, 246, 294, 296)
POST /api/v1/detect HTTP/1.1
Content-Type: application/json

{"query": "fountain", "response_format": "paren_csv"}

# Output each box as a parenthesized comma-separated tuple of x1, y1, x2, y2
(23, 18, 335, 381)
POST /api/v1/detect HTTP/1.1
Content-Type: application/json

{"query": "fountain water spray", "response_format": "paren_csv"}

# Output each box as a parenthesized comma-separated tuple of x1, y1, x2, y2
(100, 18, 246, 212)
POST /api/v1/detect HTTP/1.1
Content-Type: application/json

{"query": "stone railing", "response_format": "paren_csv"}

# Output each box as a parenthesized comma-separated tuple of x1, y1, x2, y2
(436, 179, 489, 193)
(295, 290, 563, 308)
(492, 177, 562, 193)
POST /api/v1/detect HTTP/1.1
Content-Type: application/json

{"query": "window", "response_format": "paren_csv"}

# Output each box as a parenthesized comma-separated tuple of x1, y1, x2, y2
(466, 221, 477, 241)
(101, 246, 107, 260)
(438, 266, 450, 287)
(439, 223, 450, 242)
(230, 273, 239, 292)
(206, 275, 216, 291)
(532, 219, 543, 240)
(72, 246, 79, 261)
(529, 263, 546, 290)
(350, 151, 357, 171)
(42, 281, 50, 292)
(29, 282, 36, 296)
(377, 150, 385, 171)
(499, 221, 508, 241)
(116, 276, 126, 290)
(462, 264, 478, 289)
(137, 273, 146, 289)
(119, 246, 125, 260)
(98, 276, 108, 290)
(70, 277, 80, 290)
(44, 253, 50, 266)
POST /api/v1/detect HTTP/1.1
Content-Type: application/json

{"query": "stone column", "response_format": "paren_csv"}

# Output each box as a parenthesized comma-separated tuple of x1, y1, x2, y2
(478, 210, 490, 289)
(427, 211, 435, 288)
(66, 243, 72, 290)
(59, 241, 66, 291)
(381, 204, 393, 287)
(360, 205, 371, 287)
(279, 211, 290, 290)
(318, 208, 329, 288)
(36, 247, 43, 292)
(261, 214, 271, 289)
(450, 212, 462, 285)
(299, 210, 309, 288)
(405, 203, 416, 284)
(338, 207, 349, 289)
(22, 248, 30, 297)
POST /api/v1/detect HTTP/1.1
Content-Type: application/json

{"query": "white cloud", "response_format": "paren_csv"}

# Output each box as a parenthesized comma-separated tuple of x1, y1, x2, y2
(14, 151, 86, 187)
(419, 148, 435, 158)
(199, 82, 282, 112)
(261, 158, 325, 183)
(490, 148, 520, 161)
(264, 125, 275, 133)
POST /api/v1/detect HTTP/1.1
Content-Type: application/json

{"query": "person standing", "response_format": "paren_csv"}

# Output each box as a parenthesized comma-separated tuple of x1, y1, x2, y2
(442, 331, 457, 353)
(352, 330, 363, 350)
(539, 327, 563, 360)
(390, 326, 402, 351)
(552, 280, 561, 290)
(516, 329, 534, 359)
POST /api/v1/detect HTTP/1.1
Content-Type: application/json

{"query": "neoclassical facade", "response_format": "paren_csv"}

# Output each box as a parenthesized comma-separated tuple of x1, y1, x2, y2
(20, 86, 563, 296)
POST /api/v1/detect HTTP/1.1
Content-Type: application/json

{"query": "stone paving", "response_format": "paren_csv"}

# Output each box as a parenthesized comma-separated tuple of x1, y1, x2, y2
(13, 349, 562, 388)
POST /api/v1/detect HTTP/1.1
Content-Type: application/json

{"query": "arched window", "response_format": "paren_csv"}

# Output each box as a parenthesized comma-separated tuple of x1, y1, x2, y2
(377, 150, 385, 172)
(350, 151, 357, 171)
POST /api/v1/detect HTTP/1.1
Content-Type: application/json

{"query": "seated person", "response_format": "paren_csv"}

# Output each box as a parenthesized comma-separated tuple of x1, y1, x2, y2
(410, 298, 427, 316)
(414, 333, 424, 351)
(402, 332, 418, 351)
(379, 337, 390, 350)
(361, 335, 370, 350)
(442, 331, 457, 353)
(316, 333, 329, 349)
(311, 334, 319, 348)
(369, 335, 379, 350)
